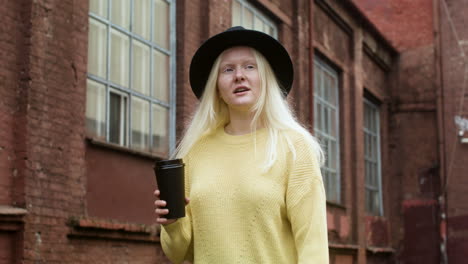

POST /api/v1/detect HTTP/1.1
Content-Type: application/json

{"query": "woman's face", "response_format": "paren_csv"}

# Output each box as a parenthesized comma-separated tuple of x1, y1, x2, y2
(217, 46, 261, 111)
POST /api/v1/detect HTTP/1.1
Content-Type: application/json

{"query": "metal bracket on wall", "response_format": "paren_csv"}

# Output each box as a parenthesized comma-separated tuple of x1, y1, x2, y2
(458, 130, 468, 144)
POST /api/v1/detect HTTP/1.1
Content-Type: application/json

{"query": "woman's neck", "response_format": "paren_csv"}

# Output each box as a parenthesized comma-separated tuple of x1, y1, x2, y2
(224, 109, 262, 135)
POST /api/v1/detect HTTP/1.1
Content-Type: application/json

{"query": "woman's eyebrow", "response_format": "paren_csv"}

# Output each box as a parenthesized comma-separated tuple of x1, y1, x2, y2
(220, 59, 256, 66)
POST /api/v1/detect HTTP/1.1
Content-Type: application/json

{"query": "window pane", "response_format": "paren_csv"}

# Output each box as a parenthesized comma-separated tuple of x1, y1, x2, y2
(323, 139, 330, 168)
(330, 141, 337, 170)
(232, 0, 277, 37)
(268, 25, 274, 36)
(328, 172, 336, 201)
(315, 67, 322, 97)
(134, 0, 151, 40)
(254, 16, 263, 32)
(244, 9, 253, 29)
(324, 73, 330, 102)
(314, 58, 340, 203)
(131, 97, 150, 151)
(316, 102, 322, 132)
(110, 29, 130, 87)
(86, 79, 106, 139)
(153, 50, 170, 102)
(330, 76, 337, 105)
(154, 0, 170, 49)
(109, 92, 128, 145)
(111, 0, 130, 30)
(132, 40, 150, 95)
(87, 0, 173, 155)
(89, 0, 107, 18)
(314, 67, 319, 96)
(152, 104, 169, 153)
(324, 107, 329, 134)
(232, 0, 241, 26)
(330, 109, 337, 137)
(88, 18, 107, 78)
(364, 100, 382, 215)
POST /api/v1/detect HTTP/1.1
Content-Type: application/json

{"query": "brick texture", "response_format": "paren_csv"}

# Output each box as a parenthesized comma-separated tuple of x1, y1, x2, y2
(352, 0, 434, 51)
(439, 0, 468, 263)
(3, 0, 466, 263)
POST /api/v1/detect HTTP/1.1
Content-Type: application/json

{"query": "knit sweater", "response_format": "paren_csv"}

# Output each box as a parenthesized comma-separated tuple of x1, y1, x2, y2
(161, 127, 329, 264)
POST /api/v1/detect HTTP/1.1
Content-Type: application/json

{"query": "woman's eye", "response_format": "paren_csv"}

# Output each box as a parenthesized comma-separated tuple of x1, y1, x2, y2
(245, 65, 256, 70)
(223, 67, 234, 73)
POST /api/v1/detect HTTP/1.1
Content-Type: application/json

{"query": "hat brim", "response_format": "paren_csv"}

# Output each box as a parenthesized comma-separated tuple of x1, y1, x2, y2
(189, 27, 294, 99)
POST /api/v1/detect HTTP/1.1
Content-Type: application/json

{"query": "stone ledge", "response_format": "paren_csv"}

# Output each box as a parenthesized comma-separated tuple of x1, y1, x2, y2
(0, 205, 27, 231)
(0, 205, 28, 216)
(67, 216, 160, 243)
(367, 246, 396, 254)
(329, 242, 360, 252)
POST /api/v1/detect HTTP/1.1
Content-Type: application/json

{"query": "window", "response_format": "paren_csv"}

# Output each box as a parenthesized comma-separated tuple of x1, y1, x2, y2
(86, 0, 175, 155)
(364, 99, 383, 216)
(314, 58, 340, 203)
(232, 0, 277, 38)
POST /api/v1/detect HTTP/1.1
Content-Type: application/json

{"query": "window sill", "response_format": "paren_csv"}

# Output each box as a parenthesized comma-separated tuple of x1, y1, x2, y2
(326, 200, 346, 210)
(86, 136, 168, 160)
(329, 242, 359, 252)
(67, 216, 160, 243)
(0, 205, 27, 231)
(367, 246, 395, 254)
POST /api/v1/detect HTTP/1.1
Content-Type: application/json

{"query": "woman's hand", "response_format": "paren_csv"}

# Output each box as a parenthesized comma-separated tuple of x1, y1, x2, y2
(154, 189, 190, 225)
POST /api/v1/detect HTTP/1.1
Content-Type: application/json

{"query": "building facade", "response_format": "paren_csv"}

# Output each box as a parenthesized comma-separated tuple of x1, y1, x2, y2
(1, 0, 467, 263)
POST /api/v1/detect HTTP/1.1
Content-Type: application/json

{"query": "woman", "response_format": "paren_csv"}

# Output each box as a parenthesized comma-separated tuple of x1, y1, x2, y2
(154, 26, 329, 263)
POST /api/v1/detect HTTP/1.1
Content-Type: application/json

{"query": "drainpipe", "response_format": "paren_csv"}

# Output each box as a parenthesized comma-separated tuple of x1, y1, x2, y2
(432, 0, 448, 262)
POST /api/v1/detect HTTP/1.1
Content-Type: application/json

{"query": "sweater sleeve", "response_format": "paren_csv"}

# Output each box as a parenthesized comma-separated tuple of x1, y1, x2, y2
(286, 138, 329, 264)
(160, 205, 194, 263)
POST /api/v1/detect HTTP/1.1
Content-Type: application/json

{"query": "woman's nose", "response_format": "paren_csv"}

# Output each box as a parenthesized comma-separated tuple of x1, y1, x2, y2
(234, 68, 245, 81)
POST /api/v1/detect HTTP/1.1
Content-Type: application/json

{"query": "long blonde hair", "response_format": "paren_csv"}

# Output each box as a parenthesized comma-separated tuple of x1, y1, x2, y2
(172, 47, 323, 170)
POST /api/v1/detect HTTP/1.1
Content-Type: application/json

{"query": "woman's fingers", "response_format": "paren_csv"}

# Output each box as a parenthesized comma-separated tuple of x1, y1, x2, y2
(154, 199, 166, 207)
(155, 208, 169, 215)
(154, 189, 160, 196)
(156, 217, 168, 224)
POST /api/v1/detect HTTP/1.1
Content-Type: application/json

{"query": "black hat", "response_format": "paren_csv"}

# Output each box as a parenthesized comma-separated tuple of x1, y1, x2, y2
(189, 26, 294, 99)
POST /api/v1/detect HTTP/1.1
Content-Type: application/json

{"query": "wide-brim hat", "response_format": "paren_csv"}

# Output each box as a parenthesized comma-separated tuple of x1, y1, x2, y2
(189, 26, 294, 99)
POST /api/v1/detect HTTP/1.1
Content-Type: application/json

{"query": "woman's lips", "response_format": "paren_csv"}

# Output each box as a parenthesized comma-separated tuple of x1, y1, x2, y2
(233, 86, 250, 94)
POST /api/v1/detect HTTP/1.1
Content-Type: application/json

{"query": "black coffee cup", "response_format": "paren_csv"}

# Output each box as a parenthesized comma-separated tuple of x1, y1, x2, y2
(154, 159, 186, 219)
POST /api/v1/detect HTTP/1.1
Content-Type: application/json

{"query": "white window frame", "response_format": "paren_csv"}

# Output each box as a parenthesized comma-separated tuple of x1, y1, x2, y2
(314, 57, 341, 203)
(86, 0, 176, 155)
(363, 98, 383, 216)
(232, 0, 278, 38)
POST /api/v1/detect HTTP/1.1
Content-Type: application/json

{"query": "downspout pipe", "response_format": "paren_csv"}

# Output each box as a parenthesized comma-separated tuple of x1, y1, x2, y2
(432, 0, 448, 262)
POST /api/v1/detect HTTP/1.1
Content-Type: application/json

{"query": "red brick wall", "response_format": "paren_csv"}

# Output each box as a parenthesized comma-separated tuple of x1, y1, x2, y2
(0, 233, 15, 264)
(0, 0, 410, 263)
(1, 0, 32, 262)
(19, 0, 87, 262)
(85, 145, 156, 225)
(313, 2, 398, 263)
(175, 0, 205, 138)
(352, 0, 434, 51)
(0, 0, 31, 207)
(439, 0, 468, 263)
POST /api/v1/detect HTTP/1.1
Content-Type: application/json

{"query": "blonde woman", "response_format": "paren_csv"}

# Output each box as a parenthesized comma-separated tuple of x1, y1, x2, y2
(154, 26, 329, 263)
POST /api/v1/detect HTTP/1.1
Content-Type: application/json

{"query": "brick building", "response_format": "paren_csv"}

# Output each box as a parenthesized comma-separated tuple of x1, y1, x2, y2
(1, 0, 467, 263)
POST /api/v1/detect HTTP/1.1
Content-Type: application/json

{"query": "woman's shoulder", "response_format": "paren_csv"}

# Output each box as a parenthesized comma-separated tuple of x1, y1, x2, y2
(281, 128, 323, 164)
(282, 128, 314, 147)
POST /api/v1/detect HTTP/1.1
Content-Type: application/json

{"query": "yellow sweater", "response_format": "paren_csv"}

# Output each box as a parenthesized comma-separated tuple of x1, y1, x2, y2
(161, 127, 329, 263)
